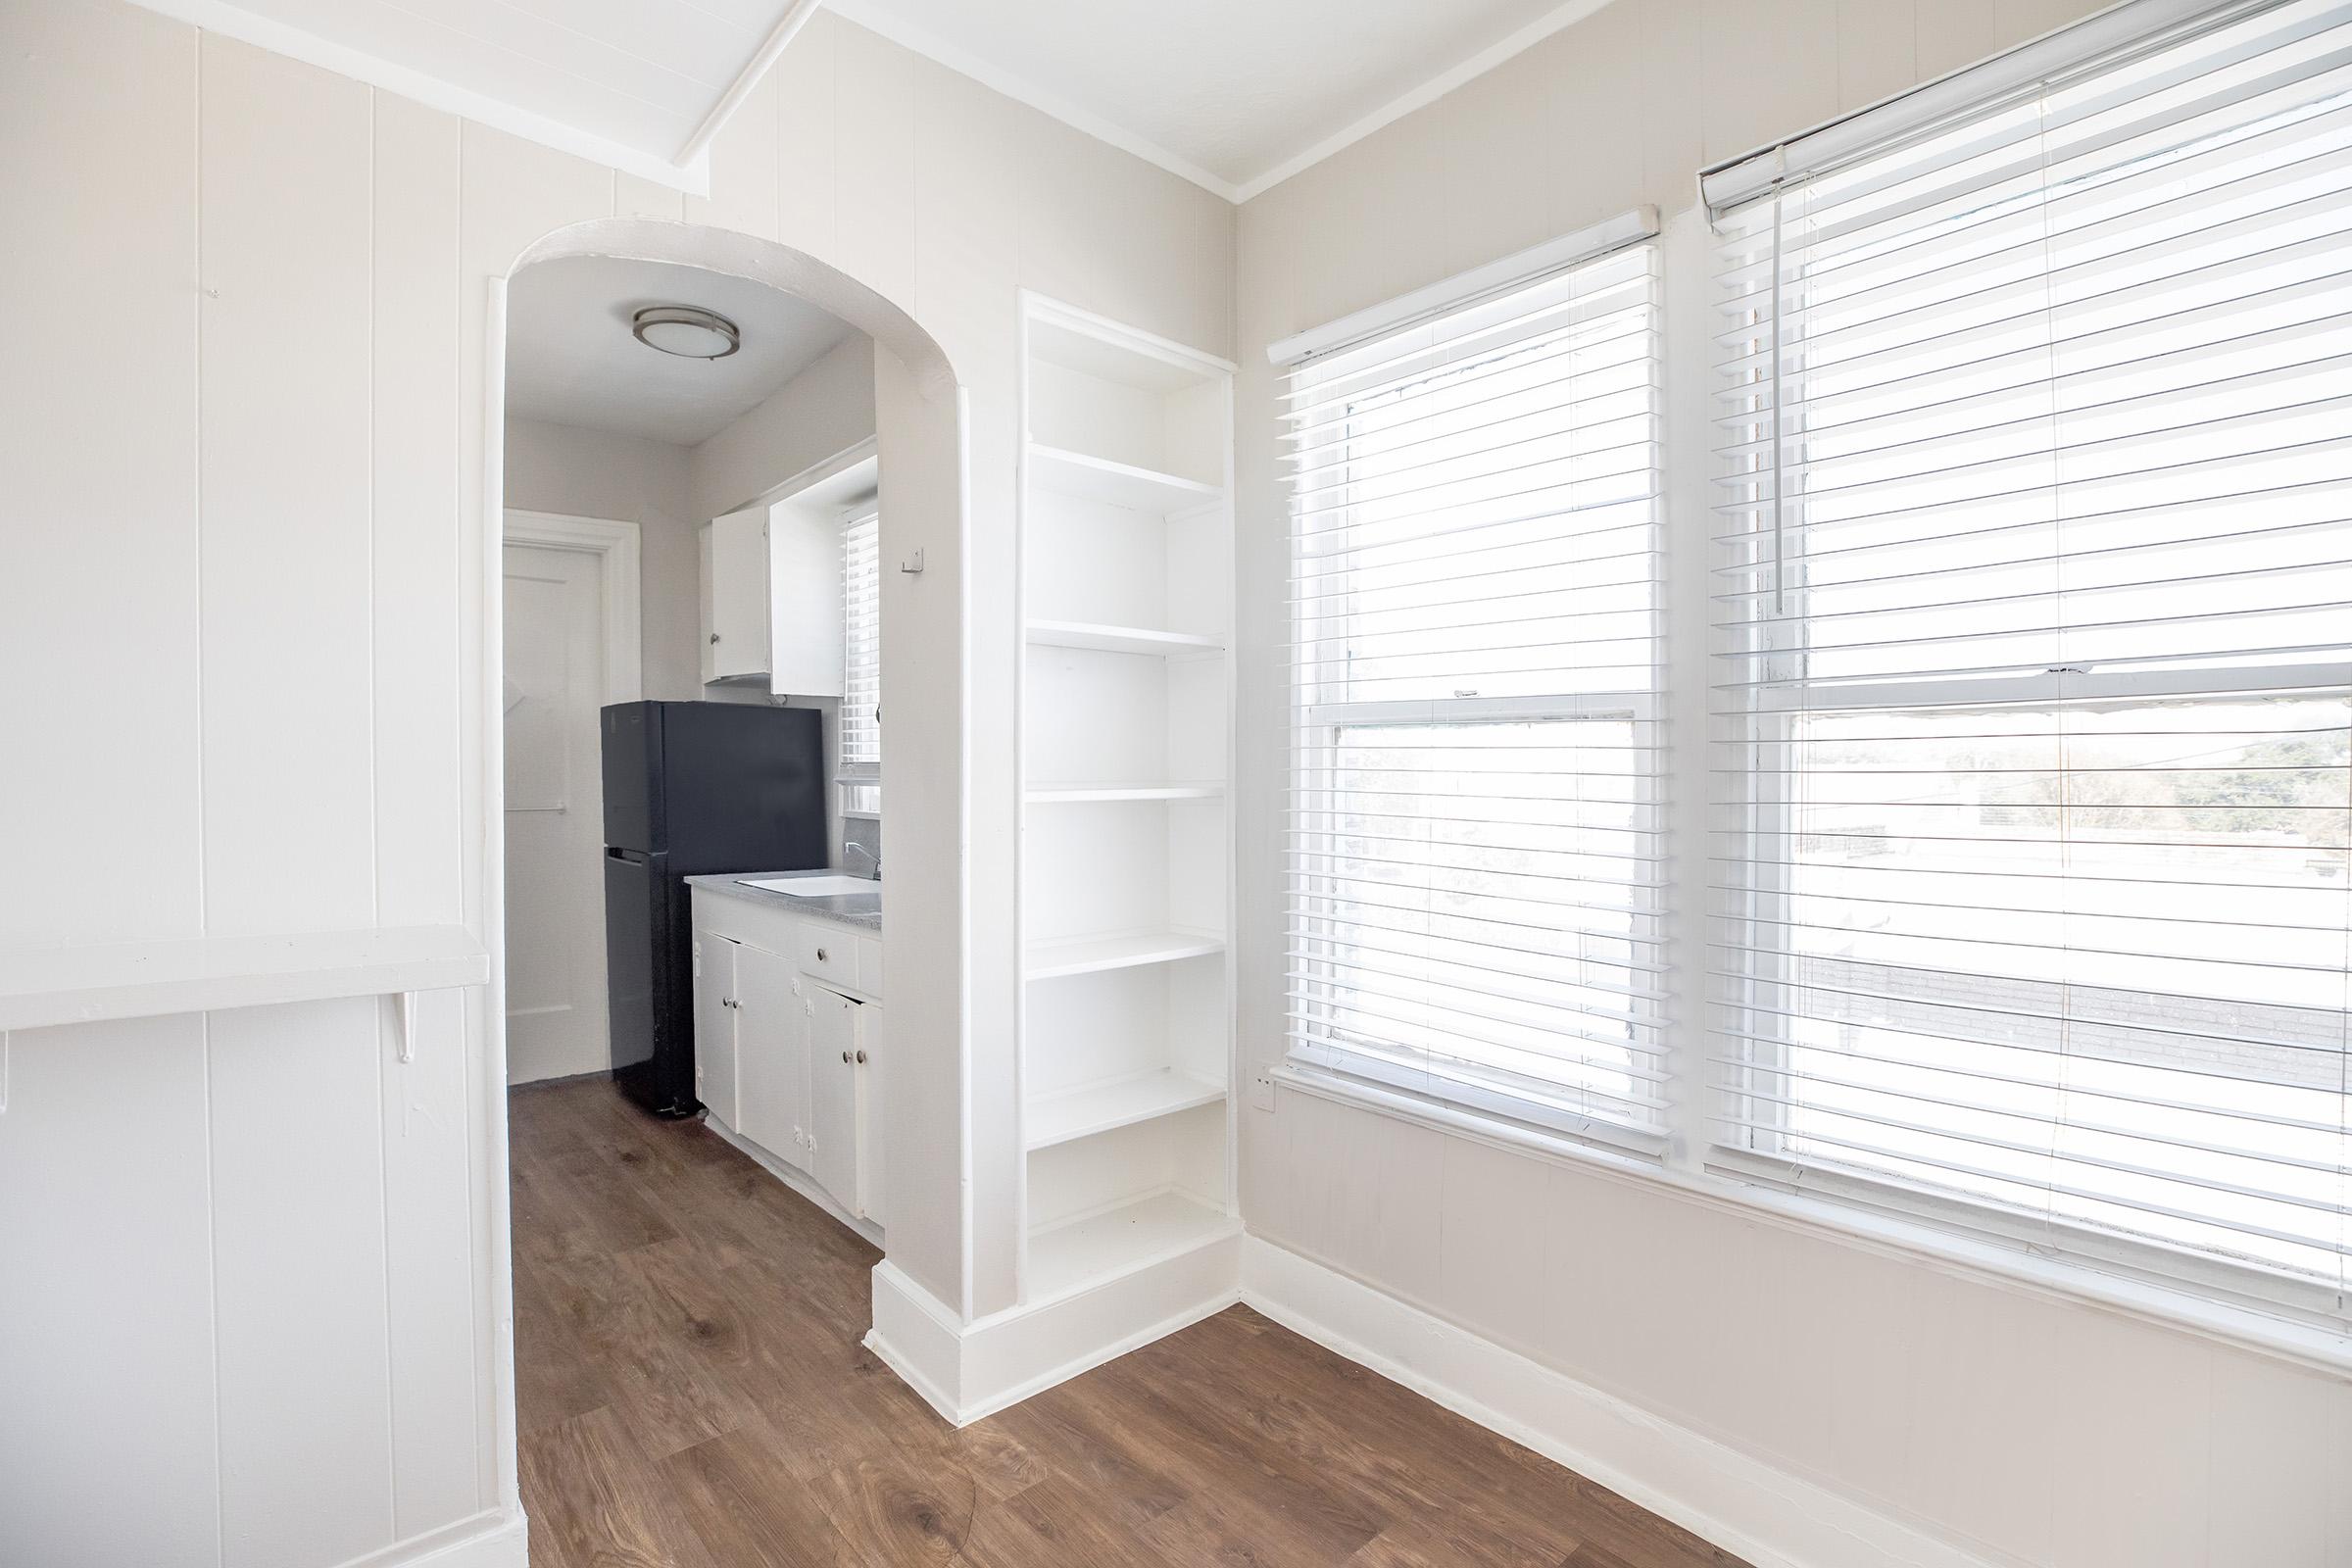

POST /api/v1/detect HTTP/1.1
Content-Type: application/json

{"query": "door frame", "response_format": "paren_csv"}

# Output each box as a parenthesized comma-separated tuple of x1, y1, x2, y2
(502, 510, 644, 705)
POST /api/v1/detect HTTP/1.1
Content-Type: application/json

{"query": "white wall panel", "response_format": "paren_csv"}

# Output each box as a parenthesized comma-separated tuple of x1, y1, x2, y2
(0, 1015, 220, 1568)
(198, 35, 376, 937)
(377, 988, 487, 1538)
(0, 0, 203, 948)
(373, 92, 466, 929)
(208, 999, 394, 1568)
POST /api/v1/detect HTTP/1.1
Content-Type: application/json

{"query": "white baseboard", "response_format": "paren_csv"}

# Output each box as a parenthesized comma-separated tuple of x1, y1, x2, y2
(332, 1508, 526, 1568)
(866, 1230, 1243, 1427)
(1240, 1237, 2000, 1568)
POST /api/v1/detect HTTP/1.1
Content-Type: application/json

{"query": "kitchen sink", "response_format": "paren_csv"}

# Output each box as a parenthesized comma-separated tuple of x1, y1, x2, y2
(740, 874, 877, 898)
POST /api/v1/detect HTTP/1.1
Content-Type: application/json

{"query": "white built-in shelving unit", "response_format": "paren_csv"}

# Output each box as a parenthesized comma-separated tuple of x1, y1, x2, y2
(1016, 294, 1238, 1307)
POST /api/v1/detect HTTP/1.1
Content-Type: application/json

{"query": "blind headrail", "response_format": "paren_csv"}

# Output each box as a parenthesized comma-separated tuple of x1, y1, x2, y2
(1699, 0, 2291, 220)
(1266, 206, 1659, 368)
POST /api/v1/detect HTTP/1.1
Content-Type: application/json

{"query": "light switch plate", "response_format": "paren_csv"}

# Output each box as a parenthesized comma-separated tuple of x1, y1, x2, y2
(1248, 1071, 1277, 1111)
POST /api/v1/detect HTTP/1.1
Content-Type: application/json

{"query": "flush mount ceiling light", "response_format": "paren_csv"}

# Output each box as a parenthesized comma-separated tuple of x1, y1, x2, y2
(630, 304, 740, 359)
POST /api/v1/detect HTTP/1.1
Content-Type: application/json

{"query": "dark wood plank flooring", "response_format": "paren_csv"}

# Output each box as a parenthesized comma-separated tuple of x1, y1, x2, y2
(511, 1077, 1750, 1568)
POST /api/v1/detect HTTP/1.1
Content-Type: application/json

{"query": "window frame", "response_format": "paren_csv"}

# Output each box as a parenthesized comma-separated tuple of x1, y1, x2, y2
(839, 508, 881, 818)
(1282, 236, 1671, 1156)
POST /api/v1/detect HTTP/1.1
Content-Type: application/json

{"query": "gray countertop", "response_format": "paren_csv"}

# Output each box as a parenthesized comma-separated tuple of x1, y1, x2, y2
(685, 870, 883, 931)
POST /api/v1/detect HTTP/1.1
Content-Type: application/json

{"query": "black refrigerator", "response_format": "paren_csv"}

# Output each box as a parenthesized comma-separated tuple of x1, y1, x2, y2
(603, 701, 827, 1115)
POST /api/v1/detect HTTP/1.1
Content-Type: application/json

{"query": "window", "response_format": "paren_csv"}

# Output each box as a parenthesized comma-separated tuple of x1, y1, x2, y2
(1709, 0, 2351, 1313)
(841, 512, 880, 815)
(1282, 236, 1667, 1147)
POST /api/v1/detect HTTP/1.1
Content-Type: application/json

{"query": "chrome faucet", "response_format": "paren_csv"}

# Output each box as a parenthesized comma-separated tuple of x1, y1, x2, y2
(843, 841, 881, 881)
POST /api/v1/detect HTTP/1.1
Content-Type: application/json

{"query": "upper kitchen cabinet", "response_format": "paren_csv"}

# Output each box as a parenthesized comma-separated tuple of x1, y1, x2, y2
(700, 446, 878, 698)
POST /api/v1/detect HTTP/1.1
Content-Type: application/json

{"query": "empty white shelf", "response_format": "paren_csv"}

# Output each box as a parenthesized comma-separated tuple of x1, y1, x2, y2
(1026, 618, 1225, 658)
(0, 925, 491, 1033)
(1024, 929, 1226, 981)
(1025, 1189, 1240, 1303)
(1026, 1069, 1227, 1150)
(1025, 782, 1225, 804)
(1028, 443, 1224, 514)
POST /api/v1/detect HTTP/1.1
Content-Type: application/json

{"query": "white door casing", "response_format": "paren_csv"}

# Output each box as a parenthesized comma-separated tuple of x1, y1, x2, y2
(501, 513, 641, 1085)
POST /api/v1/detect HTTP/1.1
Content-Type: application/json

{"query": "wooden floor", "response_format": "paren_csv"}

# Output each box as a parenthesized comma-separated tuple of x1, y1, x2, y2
(511, 1077, 1749, 1568)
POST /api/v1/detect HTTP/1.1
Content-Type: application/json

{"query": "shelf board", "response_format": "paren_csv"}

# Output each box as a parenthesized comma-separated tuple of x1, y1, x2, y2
(1025, 1189, 1240, 1303)
(1024, 929, 1225, 982)
(1026, 618, 1225, 659)
(1026, 1069, 1228, 1151)
(1025, 783, 1225, 804)
(1027, 443, 1224, 514)
(0, 925, 490, 1033)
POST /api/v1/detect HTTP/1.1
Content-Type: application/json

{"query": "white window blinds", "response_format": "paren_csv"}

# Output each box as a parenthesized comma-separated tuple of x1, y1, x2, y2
(841, 513, 880, 812)
(1284, 238, 1667, 1146)
(1709, 0, 2352, 1312)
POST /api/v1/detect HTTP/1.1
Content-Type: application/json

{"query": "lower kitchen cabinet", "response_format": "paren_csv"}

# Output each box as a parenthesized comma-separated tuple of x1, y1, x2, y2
(733, 944, 806, 1162)
(690, 888, 885, 1234)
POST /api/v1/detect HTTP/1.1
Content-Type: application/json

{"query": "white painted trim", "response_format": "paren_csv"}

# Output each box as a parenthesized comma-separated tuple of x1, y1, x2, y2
(0, 926, 490, 1032)
(1266, 206, 1658, 365)
(502, 511, 644, 706)
(866, 1230, 1244, 1424)
(123, 0, 712, 193)
(745, 433, 883, 515)
(1239, 1236, 1999, 1568)
(819, 0, 1246, 201)
(1231, 0, 1625, 202)
(328, 1506, 526, 1568)
(676, 0, 827, 164)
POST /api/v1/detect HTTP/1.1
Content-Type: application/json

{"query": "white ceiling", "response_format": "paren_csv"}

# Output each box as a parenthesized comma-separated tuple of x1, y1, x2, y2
(140, 0, 1610, 200)
(823, 0, 1615, 198)
(506, 257, 859, 446)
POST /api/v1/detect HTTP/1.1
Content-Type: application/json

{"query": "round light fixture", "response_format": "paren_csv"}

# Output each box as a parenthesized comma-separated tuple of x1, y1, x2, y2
(630, 304, 741, 359)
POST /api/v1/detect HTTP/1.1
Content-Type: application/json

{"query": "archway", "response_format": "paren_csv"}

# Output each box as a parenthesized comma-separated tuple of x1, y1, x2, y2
(484, 221, 973, 1348)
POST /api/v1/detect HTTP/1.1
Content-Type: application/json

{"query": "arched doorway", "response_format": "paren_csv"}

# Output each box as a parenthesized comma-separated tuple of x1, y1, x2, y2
(484, 221, 973, 1376)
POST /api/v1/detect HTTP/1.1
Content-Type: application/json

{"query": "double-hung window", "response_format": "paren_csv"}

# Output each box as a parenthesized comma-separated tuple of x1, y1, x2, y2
(1708, 0, 2352, 1315)
(841, 512, 881, 816)
(1281, 235, 1668, 1148)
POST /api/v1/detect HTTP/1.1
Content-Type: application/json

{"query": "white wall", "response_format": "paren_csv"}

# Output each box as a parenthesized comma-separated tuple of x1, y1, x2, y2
(504, 418, 701, 700)
(0, 2, 1231, 1564)
(1232, 4, 2352, 1567)
(692, 330, 879, 520)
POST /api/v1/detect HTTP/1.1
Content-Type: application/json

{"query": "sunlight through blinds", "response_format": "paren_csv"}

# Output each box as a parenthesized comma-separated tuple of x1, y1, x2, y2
(1708, 0, 2352, 1314)
(1284, 239, 1667, 1148)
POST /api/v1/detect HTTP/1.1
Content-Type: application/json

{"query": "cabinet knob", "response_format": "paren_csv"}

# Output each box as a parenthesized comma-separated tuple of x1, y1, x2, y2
(840, 1050, 851, 1063)
(815, 947, 828, 961)
(855, 1049, 867, 1064)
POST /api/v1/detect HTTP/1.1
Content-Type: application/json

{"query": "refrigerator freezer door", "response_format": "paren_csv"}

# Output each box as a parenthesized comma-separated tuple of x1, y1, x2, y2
(601, 702, 663, 855)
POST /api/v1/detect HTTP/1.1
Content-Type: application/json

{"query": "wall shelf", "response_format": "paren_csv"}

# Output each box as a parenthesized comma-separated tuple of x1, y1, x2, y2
(0, 925, 490, 1033)
(1027, 618, 1225, 659)
(1024, 783, 1225, 804)
(1027, 443, 1224, 514)
(1026, 1068, 1227, 1150)
(1023, 1188, 1240, 1304)
(1024, 930, 1224, 982)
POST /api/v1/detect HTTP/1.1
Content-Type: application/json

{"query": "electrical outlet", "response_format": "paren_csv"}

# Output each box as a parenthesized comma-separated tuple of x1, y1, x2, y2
(1247, 1071, 1277, 1112)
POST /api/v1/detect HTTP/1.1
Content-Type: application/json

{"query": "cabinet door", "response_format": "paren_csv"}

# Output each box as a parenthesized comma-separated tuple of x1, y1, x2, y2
(807, 986, 861, 1215)
(704, 508, 770, 682)
(690, 932, 739, 1128)
(733, 944, 806, 1163)
(854, 1002, 883, 1225)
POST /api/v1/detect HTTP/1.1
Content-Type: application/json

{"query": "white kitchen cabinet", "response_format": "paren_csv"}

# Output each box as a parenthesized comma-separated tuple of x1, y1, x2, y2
(701, 507, 771, 684)
(732, 944, 807, 1162)
(807, 985, 861, 1216)
(691, 932, 740, 1129)
(698, 452, 875, 697)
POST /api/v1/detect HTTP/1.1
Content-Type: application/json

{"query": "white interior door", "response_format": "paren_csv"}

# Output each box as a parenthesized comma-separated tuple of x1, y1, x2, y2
(503, 541, 612, 1084)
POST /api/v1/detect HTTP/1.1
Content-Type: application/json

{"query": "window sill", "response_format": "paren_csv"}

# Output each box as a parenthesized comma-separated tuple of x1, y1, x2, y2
(1270, 1062, 2352, 1381)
